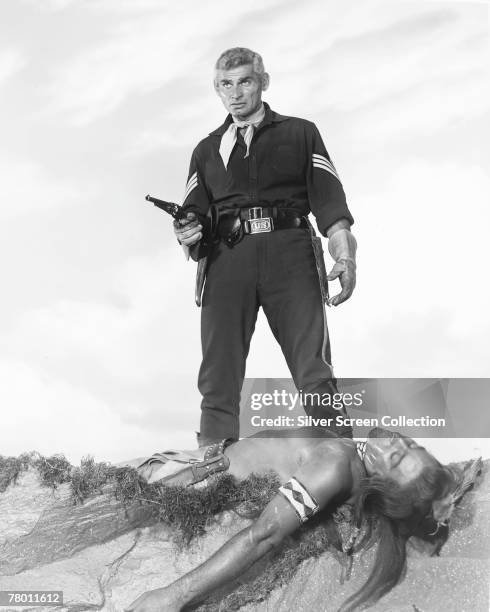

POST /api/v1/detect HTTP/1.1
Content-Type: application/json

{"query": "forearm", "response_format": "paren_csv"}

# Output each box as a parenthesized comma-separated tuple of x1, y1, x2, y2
(326, 218, 356, 263)
(325, 217, 351, 238)
(170, 525, 272, 608)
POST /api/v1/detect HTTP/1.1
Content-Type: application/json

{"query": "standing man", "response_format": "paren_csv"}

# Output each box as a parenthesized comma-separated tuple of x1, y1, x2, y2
(174, 48, 357, 446)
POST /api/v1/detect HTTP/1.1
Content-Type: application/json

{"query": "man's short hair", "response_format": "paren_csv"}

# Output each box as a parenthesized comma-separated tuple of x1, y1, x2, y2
(214, 47, 265, 81)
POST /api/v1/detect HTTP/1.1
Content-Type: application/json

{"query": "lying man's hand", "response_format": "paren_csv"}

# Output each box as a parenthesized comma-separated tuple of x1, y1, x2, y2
(173, 212, 202, 247)
(327, 259, 356, 306)
(125, 586, 181, 612)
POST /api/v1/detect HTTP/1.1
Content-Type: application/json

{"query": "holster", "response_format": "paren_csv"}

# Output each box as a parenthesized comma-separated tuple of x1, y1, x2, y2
(306, 219, 330, 304)
(216, 209, 244, 247)
(195, 256, 207, 307)
(193, 205, 220, 307)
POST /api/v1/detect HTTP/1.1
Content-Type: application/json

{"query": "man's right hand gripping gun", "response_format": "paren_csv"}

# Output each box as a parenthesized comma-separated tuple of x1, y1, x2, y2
(145, 194, 215, 254)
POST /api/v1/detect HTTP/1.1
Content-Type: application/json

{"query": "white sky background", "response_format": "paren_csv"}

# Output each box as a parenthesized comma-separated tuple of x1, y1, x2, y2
(0, 0, 489, 463)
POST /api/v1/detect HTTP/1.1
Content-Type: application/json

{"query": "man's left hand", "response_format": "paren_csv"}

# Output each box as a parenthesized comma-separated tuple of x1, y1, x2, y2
(125, 587, 181, 612)
(327, 259, 356, 306)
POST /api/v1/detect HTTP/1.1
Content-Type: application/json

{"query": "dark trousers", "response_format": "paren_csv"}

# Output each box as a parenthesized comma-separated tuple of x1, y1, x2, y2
(198, 227, 351, 444)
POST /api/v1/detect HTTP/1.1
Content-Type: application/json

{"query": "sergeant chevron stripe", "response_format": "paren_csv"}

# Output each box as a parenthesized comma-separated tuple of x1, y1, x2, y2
(183, 171, 198, 202)
(312, 153, 340, 181)
(278, 477, 320, 523)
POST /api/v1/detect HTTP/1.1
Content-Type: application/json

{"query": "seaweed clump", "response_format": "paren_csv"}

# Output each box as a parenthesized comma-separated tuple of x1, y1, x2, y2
(32, 454, 72, 489)
(111, 470, 281, 544)
(0, 453, 31, 492)
(70, 456, 116, 504)
(147, 472, 280, 543)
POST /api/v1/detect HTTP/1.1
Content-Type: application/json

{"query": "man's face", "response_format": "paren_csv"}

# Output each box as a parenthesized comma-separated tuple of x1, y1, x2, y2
(215, 63, 269, 121)
(364, 427, 439, 486)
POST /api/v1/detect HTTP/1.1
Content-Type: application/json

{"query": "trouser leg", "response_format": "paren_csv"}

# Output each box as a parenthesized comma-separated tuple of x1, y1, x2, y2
(198, 239, 259, 444)
(259, 228, 352, 438)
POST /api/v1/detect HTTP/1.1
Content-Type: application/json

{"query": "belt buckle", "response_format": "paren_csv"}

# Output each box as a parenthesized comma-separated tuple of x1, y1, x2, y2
(248, 207, 273, 234)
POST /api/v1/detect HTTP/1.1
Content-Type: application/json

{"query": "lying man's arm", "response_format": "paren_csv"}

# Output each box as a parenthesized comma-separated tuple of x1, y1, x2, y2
(126, 447, 352, 612)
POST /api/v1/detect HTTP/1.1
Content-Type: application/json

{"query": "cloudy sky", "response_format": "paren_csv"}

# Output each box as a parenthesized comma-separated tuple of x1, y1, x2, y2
(0, 0, 489, 463)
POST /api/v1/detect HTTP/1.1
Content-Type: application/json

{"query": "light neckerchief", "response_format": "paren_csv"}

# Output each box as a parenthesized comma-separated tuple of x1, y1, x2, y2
(219, 103, 266, 170)
(356, 440, 367, 461)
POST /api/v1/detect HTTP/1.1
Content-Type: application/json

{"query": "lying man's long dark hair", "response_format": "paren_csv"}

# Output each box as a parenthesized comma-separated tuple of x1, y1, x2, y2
(339, 459, 479, 612)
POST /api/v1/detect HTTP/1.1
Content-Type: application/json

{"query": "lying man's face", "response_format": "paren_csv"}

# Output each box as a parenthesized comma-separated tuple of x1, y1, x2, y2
(214, 63, 269, 121)
(363, 427, 439, 485)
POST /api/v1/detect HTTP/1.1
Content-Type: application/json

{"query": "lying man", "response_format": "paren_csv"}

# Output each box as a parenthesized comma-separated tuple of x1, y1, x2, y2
(126, 428, 481, 612)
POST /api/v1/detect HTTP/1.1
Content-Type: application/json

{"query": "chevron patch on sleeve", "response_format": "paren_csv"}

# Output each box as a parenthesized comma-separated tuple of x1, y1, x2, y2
(183, 171, 198, 202)
(278, 477, 320, 523)
(312, 153, 341, 181)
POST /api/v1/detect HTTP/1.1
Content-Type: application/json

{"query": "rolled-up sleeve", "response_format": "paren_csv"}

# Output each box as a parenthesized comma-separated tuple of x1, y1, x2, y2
(305, 123, 354, 236)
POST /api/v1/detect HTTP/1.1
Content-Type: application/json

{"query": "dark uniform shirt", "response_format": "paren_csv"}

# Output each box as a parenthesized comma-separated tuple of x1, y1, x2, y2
(182, 102, 354, 237)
